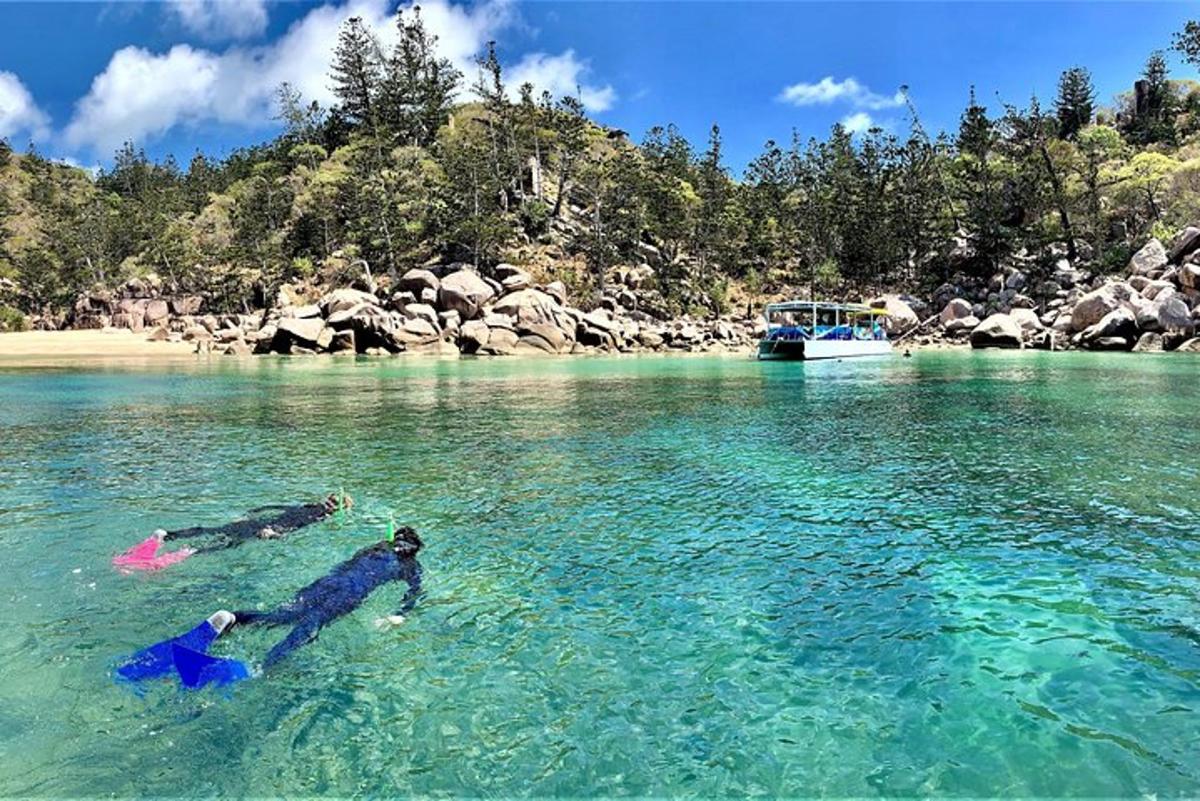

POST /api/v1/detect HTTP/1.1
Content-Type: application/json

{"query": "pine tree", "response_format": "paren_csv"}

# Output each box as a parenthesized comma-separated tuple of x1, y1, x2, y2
(1130, 51, 1176, 144)
(1055, 67, 1095, 139)
(953, 88, 1013, 272)
(380, 7, 460, 147)
(694, 124, 730, 286)
(329, 17, 382, 125)
(1172, 20, 1200, 67)
(550, 94, 589, 218)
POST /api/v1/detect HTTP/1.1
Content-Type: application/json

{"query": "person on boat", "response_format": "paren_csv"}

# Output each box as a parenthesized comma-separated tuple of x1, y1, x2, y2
(219, 527, 424, 670)
(113, 493, 353, 571)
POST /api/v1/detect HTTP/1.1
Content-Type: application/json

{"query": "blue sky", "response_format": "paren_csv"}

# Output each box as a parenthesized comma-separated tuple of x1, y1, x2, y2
(0, 1, 1196, 174)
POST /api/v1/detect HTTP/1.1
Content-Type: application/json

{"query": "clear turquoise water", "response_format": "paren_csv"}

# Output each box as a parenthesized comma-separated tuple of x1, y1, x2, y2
(1, 352, 1198, 797)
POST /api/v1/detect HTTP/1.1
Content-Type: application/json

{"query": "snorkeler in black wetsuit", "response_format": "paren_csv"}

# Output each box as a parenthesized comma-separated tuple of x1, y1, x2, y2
(155, 493, 353, 553)
(214, 527, 423, 669)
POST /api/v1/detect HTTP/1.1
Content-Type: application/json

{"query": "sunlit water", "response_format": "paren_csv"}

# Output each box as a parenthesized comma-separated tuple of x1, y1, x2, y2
(1, 352, 1198, 797)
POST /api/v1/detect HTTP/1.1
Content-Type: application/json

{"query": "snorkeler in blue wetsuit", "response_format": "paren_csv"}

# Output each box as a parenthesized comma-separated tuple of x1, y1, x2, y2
(221, 527, 423, 669)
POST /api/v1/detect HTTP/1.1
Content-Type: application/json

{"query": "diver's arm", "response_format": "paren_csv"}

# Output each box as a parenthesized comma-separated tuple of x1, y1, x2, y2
(375, 561, 422, 628)
(396, 561, 423, 616)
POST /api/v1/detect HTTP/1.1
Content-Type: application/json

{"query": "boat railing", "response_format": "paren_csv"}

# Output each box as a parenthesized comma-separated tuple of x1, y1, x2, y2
(768, 323, 888, 342)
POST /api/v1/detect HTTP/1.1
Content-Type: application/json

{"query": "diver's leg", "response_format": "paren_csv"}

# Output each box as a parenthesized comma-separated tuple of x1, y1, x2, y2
(232, 608, 297, 627)
(262, 620, 319, 669)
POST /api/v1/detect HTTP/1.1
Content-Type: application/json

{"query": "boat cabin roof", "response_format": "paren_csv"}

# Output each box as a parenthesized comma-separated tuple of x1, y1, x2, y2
(764, 300, 889, 316)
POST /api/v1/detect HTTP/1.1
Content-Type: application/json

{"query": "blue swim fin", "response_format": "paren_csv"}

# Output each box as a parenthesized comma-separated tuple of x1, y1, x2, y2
(116, 620, 221, 683)
(171, 644, 250, 689)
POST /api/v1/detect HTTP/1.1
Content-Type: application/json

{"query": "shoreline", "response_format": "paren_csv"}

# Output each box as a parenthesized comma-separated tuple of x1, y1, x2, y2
(0, 327, 1113, 368)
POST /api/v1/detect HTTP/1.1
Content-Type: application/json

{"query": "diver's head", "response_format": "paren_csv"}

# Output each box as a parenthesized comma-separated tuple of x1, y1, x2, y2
(390, 526, 422, 558)
(324, 492, 353, 513)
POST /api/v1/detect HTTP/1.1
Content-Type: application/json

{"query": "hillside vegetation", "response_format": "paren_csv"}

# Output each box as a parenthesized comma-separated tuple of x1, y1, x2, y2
(5, 11, 1200, 330)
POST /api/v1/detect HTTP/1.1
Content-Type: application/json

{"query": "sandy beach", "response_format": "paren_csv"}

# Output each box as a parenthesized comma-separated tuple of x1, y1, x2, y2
(0, 329, 197, 364)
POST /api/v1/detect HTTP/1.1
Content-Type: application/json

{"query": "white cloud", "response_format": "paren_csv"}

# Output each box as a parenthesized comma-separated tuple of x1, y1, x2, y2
(778, 76, 902, 110)
(840, 112, 875, 134)
(506, 50, 616, 113)
(0, 71, 50, 143)
(168, 0, 269, 41)
(63, 0, 614, 154)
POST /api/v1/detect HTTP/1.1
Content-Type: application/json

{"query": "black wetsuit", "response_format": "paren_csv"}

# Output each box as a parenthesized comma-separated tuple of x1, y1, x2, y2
(234, 541, 422, 669)
(164, 503, 332, 553)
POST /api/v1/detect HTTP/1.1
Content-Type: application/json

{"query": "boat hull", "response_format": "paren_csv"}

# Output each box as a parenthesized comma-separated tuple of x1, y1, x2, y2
(757, 338, 893, 361)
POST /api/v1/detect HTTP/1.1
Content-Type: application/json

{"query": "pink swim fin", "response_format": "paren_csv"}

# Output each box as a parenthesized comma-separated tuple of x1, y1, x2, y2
(112, 535, 195, 573)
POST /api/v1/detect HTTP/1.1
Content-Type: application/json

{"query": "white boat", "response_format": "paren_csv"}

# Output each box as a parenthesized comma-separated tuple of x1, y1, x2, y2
(757, 300, 893, 361)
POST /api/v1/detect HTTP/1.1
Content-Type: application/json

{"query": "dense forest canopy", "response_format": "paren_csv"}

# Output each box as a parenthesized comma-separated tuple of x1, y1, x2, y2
(5, 9, 1200, 328)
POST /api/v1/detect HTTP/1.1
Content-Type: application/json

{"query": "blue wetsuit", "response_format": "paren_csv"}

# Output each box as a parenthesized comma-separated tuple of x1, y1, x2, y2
(164, 502, 333, 553)
(234, 541, 422, 669)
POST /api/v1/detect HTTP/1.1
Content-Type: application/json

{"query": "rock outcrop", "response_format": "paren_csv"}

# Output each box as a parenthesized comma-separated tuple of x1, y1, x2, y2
(970, 314, 1023, 349)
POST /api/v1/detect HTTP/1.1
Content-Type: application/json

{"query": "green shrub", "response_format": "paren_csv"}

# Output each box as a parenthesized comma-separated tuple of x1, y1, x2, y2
(0, 305, 29, 332)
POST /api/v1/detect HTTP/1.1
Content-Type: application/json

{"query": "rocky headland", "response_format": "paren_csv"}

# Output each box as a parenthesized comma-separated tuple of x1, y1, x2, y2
(18, 223, 1200, 360)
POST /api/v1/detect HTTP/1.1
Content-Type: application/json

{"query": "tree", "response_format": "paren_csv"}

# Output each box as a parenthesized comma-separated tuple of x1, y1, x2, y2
(275, 82, 325, 145)
(439, 119, 510, 269)
(1128, 51, 1176, 144)
(330, 17, 383, 126)
(380, 7, 461, 147)
(1003, 97, 1078, 260)
(472, 42, 521, 207)
(1068, 125, 1126, 262)
(952, 88, 1014, 272)
(1172, 20, 1200, 67)
(550, 94, 589, 218)
(1055, 67, 1095, 139)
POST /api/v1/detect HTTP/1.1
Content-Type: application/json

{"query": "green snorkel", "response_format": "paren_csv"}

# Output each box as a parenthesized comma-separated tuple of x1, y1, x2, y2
(387, 513, 397, 544)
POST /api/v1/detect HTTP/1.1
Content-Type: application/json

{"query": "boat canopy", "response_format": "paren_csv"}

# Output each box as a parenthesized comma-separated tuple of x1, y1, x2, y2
(764, 300, 888, 316)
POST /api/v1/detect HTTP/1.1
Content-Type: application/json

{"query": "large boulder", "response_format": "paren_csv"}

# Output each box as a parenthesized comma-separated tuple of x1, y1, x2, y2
(1009, 307, 1044, 336)
(1180, 264, 1200, 290)
(1070, 283, 1130, 331)
(1142, 279, 1175, 300)
(273, 316, 324, 351)
(1081, 307, 1136, 349)
(544, 281, 567, 306)
(1168, 226, 1200, 263)
(940, 298, 973, 326)
(518, 322, 569, 353)
(403, 303, 440, 329)
(869, 295, 920, 334)
(170, 295, 204, 316)
(397, 268, 440, 295)
(945, 315, 979, 336)
(501, 272, 531, 292)
(1129, 239, 1168, 276)
(1133, 332, 1165, 353)
(481, 326, 519, 355)
(438, 269, 495, 319)
(492, 288, 561, 328)
(970, 314, 1023, 349)
(458, 320, 490, 353)
(143, 299, 170, 325)
(111, 311, 145, 332)
(1156, 295, 1193, 332)
(320, 288, 378, 317)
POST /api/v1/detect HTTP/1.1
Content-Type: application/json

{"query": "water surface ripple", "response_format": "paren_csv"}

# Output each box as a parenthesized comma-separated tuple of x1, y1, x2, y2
(0, 352, 1198, 796)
